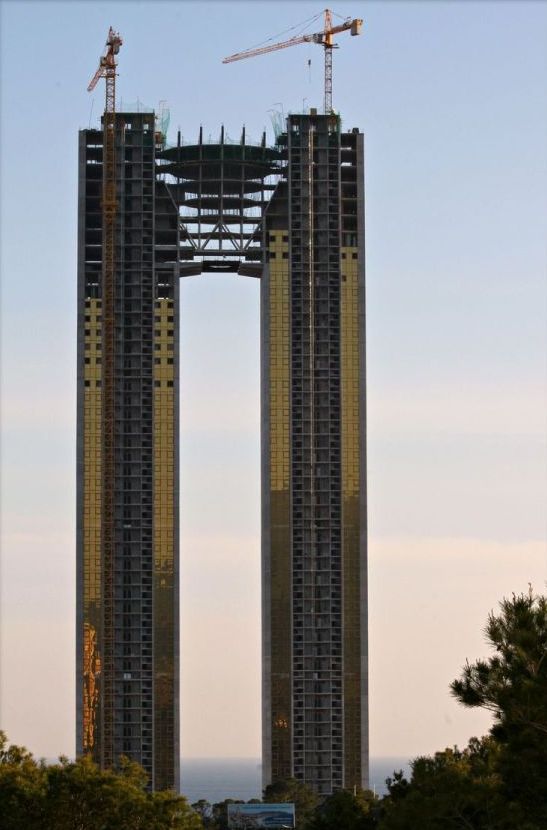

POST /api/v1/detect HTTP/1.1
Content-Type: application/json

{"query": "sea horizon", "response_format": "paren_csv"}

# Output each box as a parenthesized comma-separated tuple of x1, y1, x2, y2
(180, 756, 412, 803)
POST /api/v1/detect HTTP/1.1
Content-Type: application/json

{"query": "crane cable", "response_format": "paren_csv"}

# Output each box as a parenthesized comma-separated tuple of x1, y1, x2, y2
(232, 10, 324, 55)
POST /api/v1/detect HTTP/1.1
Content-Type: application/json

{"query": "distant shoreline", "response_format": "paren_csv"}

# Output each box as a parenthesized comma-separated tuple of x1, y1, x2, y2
(180, 757, 412, 802)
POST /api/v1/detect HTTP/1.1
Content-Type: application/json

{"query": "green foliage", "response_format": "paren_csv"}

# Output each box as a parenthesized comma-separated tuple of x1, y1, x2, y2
(210, 798, 244, 830)
(0, 733, 202, 830)
(0, 732, 46, 830)
(377, 591, 547, 830)
(3, 591, 545, 829)
(450, 590, 547, 739)
(263, 778, 319, 828)
(450, 590, 547, 827)
(379, 738, 502, 830)
(192, 798, 213, 825)
(307, 788, 379, 830)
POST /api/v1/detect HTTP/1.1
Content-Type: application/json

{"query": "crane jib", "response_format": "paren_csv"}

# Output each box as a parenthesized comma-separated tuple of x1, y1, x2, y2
(222, 10, 363, 113)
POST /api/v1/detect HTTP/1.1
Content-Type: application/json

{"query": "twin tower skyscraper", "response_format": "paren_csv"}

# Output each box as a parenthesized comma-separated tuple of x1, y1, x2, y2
(76, 110, 367, 795)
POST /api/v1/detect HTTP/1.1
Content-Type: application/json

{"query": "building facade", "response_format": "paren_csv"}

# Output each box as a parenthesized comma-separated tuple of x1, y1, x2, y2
(76, 112, 180, 791)
(261, 113, 368, 794)
(76, 110, 366, 795)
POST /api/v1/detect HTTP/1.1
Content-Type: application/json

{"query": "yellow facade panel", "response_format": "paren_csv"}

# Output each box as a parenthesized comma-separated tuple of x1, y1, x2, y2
(268, 231, 292, 782)
(341, 246, 362, 789)
(82, 298, 102, 753)
(153, 298, 176, 790)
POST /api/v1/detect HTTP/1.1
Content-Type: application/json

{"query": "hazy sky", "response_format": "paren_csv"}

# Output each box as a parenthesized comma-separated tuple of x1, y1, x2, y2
(1, 0, 546, 766)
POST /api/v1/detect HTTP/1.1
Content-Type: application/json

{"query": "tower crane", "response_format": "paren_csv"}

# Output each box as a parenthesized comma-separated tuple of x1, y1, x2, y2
(223, 9, 362, 114)
(87, 26, 122, 770)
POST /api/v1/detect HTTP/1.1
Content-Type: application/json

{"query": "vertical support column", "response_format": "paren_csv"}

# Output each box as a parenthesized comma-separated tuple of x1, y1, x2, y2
(77, 127, 104, 765)
(356, 132, 369, 791)
(341, 244, 361, 789)
(153, 175, 180, 791)
(153, 296, 176, 790)
(79, 115, 180, 791)
(114, 113, 156, 780)
(266, 229, 292, 783)
(340, 128, 368, 790)
(83, 298, 103, 756)
(289, 113, 344, 795)
(101, 84, 117, 770)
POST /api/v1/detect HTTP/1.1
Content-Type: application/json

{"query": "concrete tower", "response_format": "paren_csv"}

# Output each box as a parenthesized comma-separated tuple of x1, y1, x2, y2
(76, 110, 367, 795)
(76, 112, 180, 790)
(261, 113, 368, 794)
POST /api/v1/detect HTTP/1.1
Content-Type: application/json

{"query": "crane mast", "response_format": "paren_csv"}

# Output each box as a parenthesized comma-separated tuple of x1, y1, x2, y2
(324, 9, 334, 115)
(87, 26, 122, 770)
(223, 9, 362, 114)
